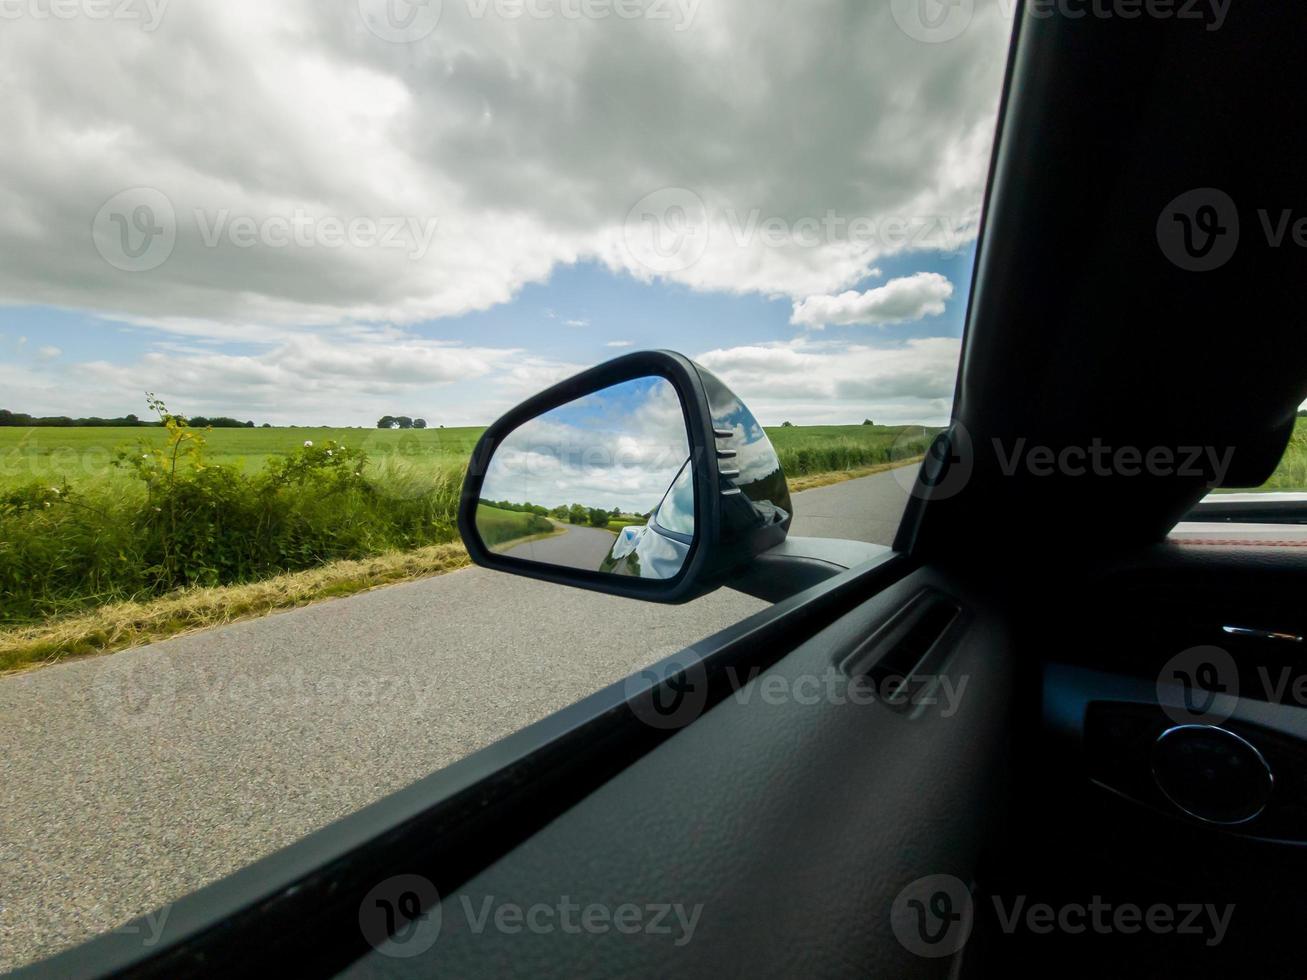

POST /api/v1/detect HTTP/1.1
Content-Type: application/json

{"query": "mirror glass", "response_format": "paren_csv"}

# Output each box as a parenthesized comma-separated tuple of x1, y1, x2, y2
(475, 376, 694, 579)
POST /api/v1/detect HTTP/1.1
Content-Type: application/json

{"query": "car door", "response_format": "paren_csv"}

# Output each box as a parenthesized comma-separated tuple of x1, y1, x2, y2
(17, 4, 1307, 979)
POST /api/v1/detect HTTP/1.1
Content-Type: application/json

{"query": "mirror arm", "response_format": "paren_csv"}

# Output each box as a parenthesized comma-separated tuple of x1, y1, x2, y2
(725, 537, 893, 603)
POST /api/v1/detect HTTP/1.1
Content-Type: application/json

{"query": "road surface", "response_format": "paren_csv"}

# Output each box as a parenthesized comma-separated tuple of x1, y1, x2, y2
(0, 468, 913, 971)
(501, 523, 617, 570)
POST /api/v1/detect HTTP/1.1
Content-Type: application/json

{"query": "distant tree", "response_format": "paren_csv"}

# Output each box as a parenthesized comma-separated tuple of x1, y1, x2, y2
(568, 503, 588, 525)
(781, 421, 794, 428)
(125, 414, 139, 423)
(550, 505, 569, 521)
(377, 416, 398, 429)
(413, 418, 428, 430)
(862, 419, 875, 426)
(262, 423, 272, 428)
(588, 508, 611, 528)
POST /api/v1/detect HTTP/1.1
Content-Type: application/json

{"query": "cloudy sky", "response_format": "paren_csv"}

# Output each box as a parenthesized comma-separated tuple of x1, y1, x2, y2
(481, 375, 690, 512)
(0, 0, 1013, 427)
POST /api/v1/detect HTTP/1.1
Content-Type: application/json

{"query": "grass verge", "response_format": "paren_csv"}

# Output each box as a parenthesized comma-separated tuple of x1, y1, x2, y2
(0, 542, 470, 676)
(1, 458, 923, 675)
(787, 456, 922, 493)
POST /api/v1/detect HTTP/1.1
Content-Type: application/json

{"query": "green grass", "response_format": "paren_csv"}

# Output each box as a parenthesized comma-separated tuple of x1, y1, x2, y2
(1256, 419, 1307, 491)
(767, 423, 937, 477)
(0, 420, 932, 634)
(476, 504, 556, 549)
(0, 426, 483, 488)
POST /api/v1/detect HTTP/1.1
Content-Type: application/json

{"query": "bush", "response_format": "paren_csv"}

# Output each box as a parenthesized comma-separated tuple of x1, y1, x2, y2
(0, 401, 465, 626)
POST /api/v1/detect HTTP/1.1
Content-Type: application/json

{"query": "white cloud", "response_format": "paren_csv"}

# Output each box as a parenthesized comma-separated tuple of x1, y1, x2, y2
(696, 337, 961, 426)
(481, 377, 690, 512)
(0, 1, 1009, 329)
(791, 273, 954, 329)
(36, 345, 62, 360)
(607, 341, 635, 349)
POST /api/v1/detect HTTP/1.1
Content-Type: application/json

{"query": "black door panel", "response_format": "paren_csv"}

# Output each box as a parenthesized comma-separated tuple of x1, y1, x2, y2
(340, 568, 1015, 978)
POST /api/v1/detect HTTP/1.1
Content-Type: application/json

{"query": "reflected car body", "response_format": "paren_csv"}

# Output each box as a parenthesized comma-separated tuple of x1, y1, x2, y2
(603, 458, 695, 579)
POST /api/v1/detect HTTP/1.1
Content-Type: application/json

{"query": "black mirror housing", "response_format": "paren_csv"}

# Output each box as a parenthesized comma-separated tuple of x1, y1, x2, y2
(458, 350, 792, 604)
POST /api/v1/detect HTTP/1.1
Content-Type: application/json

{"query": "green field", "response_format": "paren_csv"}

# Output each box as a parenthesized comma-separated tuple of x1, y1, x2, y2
(0, 420, 925, 628)
(7, 417, 1299, 634)
(475, 504, 556, 550)
(0, 426, 484, 487)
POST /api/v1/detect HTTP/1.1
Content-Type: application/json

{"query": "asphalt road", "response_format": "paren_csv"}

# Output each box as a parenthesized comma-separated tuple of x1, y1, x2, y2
(0, 467, 913, 971)
(501, 523, 618, 570)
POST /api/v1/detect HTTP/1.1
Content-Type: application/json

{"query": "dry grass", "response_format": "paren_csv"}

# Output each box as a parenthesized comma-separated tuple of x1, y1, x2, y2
(1, 458, 923, 675)
(0, 542, 471, 675)
(786, 456, 922, 493)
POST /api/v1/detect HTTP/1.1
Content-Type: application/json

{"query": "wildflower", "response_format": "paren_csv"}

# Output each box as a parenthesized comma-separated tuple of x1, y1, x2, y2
(326, 450, 334, 457)
(43, 501, 51, 508)
(50, 487, 60, 494)
(304, 440, 314, 448)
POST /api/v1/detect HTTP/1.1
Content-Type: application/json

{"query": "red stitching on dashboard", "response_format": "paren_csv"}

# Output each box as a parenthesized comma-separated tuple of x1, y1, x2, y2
(1174, 539, 1307, 548)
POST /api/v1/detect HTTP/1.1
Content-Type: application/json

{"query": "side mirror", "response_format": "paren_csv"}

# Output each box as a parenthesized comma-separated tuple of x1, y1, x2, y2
(458, 351, 793, 603)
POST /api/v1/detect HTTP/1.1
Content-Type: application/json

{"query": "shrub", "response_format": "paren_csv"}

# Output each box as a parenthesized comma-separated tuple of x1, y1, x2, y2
(0, 400, 467, 626)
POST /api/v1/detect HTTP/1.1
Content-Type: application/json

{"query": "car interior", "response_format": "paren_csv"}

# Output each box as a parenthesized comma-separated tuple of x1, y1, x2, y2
(17, 3, 1307, 978)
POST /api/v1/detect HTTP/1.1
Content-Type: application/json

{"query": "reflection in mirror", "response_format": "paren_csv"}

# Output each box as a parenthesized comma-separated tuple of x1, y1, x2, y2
(475, 376, 694, 579)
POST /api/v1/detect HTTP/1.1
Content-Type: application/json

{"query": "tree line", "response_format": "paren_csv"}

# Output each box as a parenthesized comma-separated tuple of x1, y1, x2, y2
(377, 416, 429, 429)
(0, 409, 256, 428)
(482, 499, 649, 529)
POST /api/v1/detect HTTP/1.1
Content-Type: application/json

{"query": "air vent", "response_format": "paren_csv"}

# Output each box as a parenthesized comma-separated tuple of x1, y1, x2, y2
(841, 590, 963, 701)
